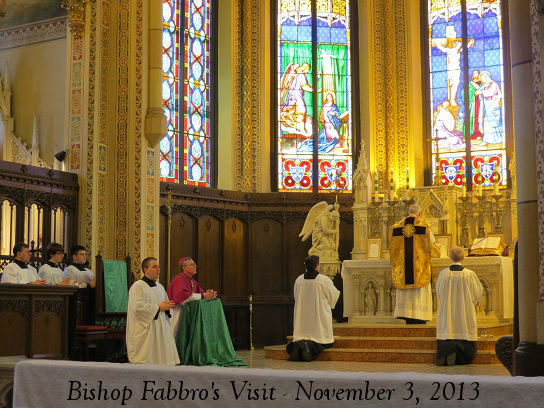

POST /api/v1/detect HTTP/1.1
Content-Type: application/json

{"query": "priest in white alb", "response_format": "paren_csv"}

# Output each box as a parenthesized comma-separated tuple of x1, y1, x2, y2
(1, 243, 45, 284)
(126, 257, 180, 365)
(288, 255, 340, 361)
(435, 246, 483, 366)
(389, 204, 434, 324)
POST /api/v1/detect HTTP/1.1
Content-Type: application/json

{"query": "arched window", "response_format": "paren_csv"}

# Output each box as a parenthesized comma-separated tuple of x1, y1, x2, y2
(273, 0, 357, 193)
(425, 0, 509, 190)
(161, 0, 216, 186)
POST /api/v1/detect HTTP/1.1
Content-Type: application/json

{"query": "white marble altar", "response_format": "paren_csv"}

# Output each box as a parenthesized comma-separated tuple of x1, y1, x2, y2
(342, 257, 513, 325)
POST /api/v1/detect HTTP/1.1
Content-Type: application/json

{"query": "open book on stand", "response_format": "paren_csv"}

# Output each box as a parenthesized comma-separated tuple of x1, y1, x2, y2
(469, 236, 506, 256)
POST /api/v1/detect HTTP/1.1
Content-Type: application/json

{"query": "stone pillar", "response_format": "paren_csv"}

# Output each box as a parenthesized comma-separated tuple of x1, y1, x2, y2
(377, 282, 385, 316)
(510, 0, 544, 376)
(352, 274, 360, 316)
(145, 0, 167, 147)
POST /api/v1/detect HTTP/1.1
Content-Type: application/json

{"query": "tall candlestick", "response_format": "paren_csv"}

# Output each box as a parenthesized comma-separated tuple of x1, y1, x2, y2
(389, 168, 395, 200)
(493, 171, 500, 195)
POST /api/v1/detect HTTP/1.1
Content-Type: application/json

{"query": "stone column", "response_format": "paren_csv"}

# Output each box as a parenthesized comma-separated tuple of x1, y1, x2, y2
(510, 0, 544, 376)
(377, 282, 386, 316)
(352, 274, 360, 316)
(145, 0, 167, 147)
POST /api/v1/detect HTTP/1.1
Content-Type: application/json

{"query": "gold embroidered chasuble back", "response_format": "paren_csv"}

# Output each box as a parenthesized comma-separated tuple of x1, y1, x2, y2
(389, 216, 432, 289)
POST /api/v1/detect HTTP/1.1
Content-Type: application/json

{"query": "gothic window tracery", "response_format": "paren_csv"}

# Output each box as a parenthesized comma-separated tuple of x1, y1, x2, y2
(161, 0, 215, 186)
(425, 0, 509, 190)
(274, 0, 355, 193)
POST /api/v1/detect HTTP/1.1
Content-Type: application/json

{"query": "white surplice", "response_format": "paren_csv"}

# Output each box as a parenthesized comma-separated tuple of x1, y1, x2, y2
(126, 280, 180, 365)
(436, 264, 483, 341)
(64, 265, 95, 287)
(293, 273, 340, 344)
(1, 262, 39, 283)
(393, 231, 435, 322)
(38, 264, 65, 284)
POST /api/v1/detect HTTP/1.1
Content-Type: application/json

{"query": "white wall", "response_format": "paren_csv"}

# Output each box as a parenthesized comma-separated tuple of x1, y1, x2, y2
(0, 38, 67, 166)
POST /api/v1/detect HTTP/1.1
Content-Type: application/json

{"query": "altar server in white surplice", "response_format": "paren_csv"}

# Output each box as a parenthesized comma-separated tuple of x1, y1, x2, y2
(63, 245, 96, 288)
(39, 243, 71, 285)
(126, 257, 179, 365)
(1, 243, 45, 284)
(435, 246, 483, 366)
(293, 255, 340, 346)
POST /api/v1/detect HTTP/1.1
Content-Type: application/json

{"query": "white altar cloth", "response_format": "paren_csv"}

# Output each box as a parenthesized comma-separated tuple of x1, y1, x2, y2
(13, 359, 544, 407)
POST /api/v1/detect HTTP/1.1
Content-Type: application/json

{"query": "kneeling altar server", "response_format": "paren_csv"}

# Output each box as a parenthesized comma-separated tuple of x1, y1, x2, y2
(126, 257, 180, 365)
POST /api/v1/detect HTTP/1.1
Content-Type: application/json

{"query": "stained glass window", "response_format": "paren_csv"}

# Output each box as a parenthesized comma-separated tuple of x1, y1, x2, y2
(427, 0, 507, 189)
(276, 0, 353, 193)
(161, 0, 214, 186)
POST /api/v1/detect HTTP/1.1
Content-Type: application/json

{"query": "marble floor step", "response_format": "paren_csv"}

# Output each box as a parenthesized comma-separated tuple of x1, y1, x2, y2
(264, 345, 501, 364)
(286, 336, 500, 351)
(331, 324, 512, 338)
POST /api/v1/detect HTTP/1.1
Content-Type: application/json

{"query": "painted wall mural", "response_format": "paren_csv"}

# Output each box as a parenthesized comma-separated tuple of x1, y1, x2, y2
(0, 0, 66, 31)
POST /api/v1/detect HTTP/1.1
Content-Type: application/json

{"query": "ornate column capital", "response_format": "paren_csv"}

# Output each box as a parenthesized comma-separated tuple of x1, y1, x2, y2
(62, 0, 90, 39)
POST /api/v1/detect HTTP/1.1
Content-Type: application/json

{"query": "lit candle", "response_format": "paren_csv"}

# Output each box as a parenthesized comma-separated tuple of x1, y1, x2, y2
(405, 166, 409, 189)
(462, 173, 467, 197)
(477, 181, 483, 197)
(493, 170, 500, 195)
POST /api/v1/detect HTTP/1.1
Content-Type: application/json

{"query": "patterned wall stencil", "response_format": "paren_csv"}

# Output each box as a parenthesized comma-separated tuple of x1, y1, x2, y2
(371, 0, 386, 189)
(116, 0, 130, 259)
(530, 0, 544, 300)
(85, 0, 98, 256)
(146, 148, 156, 257)
(97, 0, 110, 255)
(133, 0, 144, 273)
(235, 0, 261, 192)
(69, 36, 84, 171)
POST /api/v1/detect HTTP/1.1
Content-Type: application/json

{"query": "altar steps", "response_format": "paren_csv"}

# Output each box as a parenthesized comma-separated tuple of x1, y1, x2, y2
(264, 323, 512, 364)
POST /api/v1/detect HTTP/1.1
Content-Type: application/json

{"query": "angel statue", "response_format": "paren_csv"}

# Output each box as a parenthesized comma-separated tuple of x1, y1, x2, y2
(299, 201, 340, 260)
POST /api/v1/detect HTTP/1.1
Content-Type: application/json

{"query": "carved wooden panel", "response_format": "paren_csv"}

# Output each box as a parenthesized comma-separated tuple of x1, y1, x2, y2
(286, 218, 310, 294)
(253, 305, 291, 347)
(223, 218, 246, 295)
(197, 215, 221, 292)
(339, 218, 354, 263)
(0, 311, 26, 356)
(33, 311, 62, 356)
(251, 219, 283, 295)
(170, 212, 195, 280)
